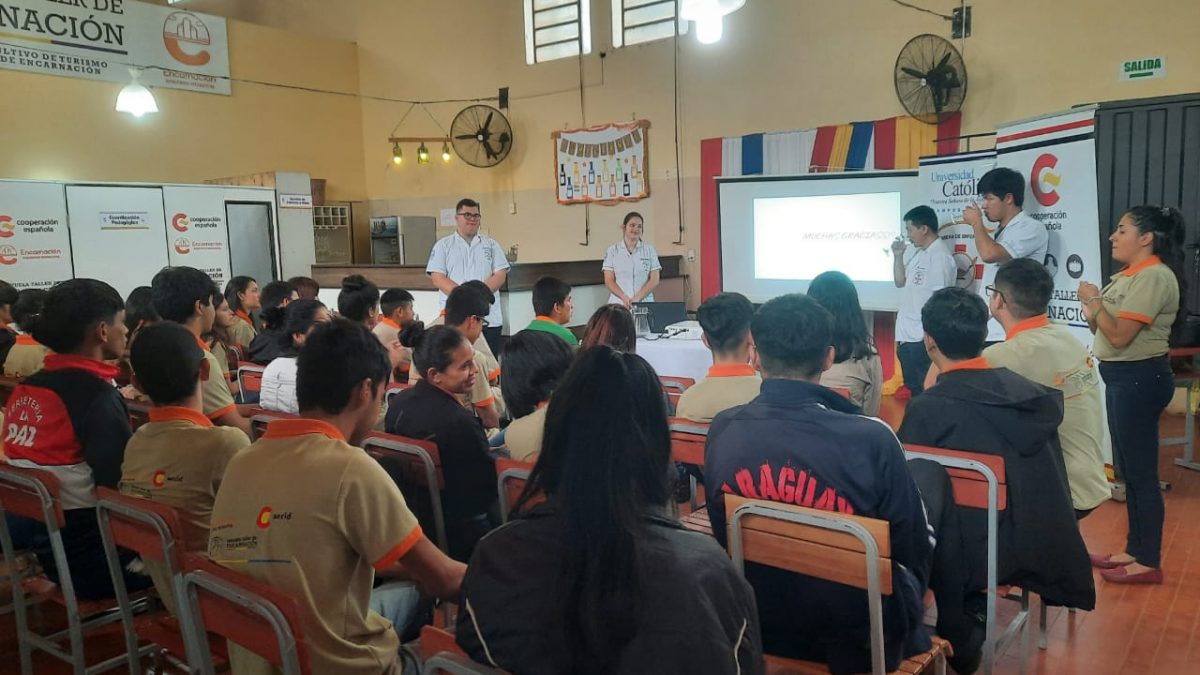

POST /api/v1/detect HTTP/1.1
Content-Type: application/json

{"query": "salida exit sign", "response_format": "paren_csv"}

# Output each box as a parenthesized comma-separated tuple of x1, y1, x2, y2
(1120, 56, 1166, 81)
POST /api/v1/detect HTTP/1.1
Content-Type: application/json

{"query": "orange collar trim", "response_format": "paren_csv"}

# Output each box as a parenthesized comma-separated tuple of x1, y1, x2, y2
(14, 334, 41, 347)
(1121, 255, 1162, 277)
(439, 309, 446, 318)
(380, 317, 401, 330)
(1006, 314, 1050, 340)
(943, 356, 992, 374)
(535, 400, 550, 410)
(235, 310, 255, 326)
(534, 315, 560, 324)
(707, 363, 757, 378)
(262, 418, 346, 443)
(148, 406, 214, 427)
(194, 334, 212, 353)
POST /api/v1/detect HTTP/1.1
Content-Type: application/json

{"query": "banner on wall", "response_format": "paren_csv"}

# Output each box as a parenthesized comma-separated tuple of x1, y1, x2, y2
(65, 184, 169, 299)
(162, 187, 232, 287)
(553, 120, 649, 204)
(918, 150, 998, 298)
(0, 181, 74, 289)
(0, 0, 231, 95)
(995, 106, 1101, 345)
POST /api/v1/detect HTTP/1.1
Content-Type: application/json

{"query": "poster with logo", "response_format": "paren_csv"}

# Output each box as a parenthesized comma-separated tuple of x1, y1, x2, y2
(0, 0, 231, 95)
(995, 106, 1101, 346)
(0, 180, 73, 289)
(162, 186, 232, 287)
(65, 184, 168, 298)
(553, 120, 649, 204)
(918, 150, 998, 298)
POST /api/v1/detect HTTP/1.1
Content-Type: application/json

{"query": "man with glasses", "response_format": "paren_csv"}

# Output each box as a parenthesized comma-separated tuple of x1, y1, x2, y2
(427, 198, 510, 354)
(892, 205, 956, 397)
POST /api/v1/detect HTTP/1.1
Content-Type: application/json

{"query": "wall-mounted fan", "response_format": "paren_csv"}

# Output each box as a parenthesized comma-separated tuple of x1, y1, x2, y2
(894, 34, 967, 124)
(450, 105, 513, 168)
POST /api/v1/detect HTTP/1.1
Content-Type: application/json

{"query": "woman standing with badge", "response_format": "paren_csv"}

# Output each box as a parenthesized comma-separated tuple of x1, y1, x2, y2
(1079, 205, 1186, 585)
(603, 212, 662, 308)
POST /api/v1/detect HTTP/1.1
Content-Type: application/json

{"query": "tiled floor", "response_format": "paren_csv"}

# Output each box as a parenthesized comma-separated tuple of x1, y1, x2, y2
(3, 399, 1200, 674)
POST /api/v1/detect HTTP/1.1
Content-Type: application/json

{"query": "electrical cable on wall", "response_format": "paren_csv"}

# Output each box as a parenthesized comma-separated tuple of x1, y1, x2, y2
(887, 0, 953, 21)
(578, 49, 590, 247)
(671, 0, 685, 245)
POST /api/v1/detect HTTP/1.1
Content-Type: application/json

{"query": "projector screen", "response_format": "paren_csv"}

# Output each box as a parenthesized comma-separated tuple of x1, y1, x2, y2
(718, 171, 920, 311)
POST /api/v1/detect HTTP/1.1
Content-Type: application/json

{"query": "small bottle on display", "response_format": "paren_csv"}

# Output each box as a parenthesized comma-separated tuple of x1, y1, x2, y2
(623, 173, 631, 197)
(602, 158, 609, 177)
(573, 162, 581, 184)
(558, 163, 566, 186)
(588, 161, 596, 185)
(609, 174, 617, 198)
(566, 177, 574, 199)
(581, 179, 589, 198)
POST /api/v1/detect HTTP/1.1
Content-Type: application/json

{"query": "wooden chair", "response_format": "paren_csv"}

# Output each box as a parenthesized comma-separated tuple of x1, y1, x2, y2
(668, 417, 709, 510)
(659, 376, 695, 415)
(181, 553, 311, 675)
(903, 444, 1031, 675)
(420, 624, 504, 674)
(95, 487, 221, 673)
(724, 494, 950, 675)
(237, 364, 266, 400)
(362, 431, 448, 553)
(0, 464, 146, 674)
(495, 458, 535, 524)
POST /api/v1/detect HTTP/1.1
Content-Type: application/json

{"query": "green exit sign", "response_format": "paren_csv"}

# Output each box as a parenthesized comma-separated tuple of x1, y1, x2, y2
(1121, 56, 1166, 81)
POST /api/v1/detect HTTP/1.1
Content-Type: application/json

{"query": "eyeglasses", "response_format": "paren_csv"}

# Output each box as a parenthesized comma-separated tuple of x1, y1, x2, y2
(474, 315, 490, 327)
(456, 212, 482, 220)
(984, 285, 1005, 302)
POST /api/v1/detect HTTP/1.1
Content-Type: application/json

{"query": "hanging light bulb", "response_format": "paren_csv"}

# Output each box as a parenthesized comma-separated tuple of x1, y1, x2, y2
(417, 142, 430, 165)
(441, 141, 452, 163)
(392, 142, 403, 165)
(115, 68, 159, 117)
(679, 0, 746, 44)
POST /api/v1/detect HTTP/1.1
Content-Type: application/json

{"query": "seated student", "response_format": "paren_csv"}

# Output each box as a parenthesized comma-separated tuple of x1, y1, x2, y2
(374, 288, 416, 376)
(458, 346, 763, 674)
(675, 292, 760, 423)
(387, 324, 497, 561)
(526, 276, 578, 346)
(580, 304, 637, 352)
(704, 293, 934, 674)
(0, 279, 18, 364)
(287, 274, 320, 301)
(430, 280, 499, 360)
(260, 300, 332, 414)
(118, 286, 161, 390)
(339, 274, 381, 327)
(223, 276, 261, 347)
(983, 259, 1111, 517)
(4, 289, 51, 378)
(152, 266, 252, 436)
(120, 322, 250, 614)
(898, 287, 1096, 613)
(246, 280, 298, 365)
(205, 295, 239, 394)
(409, 285, 503, 430)
(2, 279, 150, 600)
(209, 319, 465, 675)
(808, 271, 884, 416)
(499, 330, 574, 462)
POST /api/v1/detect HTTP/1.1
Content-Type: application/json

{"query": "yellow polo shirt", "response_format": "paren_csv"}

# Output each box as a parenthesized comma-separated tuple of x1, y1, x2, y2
(120, 406, 249, 612)
(1094, 255, 1179, 362)
(505, 404, 547, 462)
(196, 335, 236, 420)
(984, 315, 1111, 510)
(209, 418, 423, 675)
(3, 334, 50, 378)
(229, 311, 257, 349)
(675, 363, 762, 423)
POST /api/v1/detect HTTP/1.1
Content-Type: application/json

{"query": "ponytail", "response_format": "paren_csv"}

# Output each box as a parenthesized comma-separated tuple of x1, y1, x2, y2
(400, 322, 466, 376)
(1127, 205, 1189, 335)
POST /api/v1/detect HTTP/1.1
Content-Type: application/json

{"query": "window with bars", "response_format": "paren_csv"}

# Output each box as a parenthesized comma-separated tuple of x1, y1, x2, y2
(523, 0, 592, 65)
(611, 0, 686, 48)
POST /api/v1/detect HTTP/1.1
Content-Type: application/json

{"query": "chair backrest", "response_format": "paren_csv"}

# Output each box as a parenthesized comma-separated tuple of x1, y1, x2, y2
(94, 487, 187, 569)
(182, 553, 310, 675)
(226, 345, 244, 372)
(495, 458, 537, 524)
(902, 444, 1007, 511)
(249, 410, 299, 442)
(126, 399, 153, 431)
(668, 417, 709, 467)
(660, 376, 695, 415)
(386, 383, 410, 406)
(237, 365, 266, 396)
(361, 431, 448, 552)
(724, 494, 893, 595)
(420, 625, 504, 674)
(0, 463, 65, 527)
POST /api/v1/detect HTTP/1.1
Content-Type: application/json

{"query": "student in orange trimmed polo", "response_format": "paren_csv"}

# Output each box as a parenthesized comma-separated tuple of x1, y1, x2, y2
(676, 292, 760, 423)
(151, 266, 251, 436)
(525, 276, 578, 347)
(223, 276, 261, 348)
(209, 319, 464, 674)
(3, 288, 51, 378)
(120, 322, 249, 614)
(374, 288, 415, 376)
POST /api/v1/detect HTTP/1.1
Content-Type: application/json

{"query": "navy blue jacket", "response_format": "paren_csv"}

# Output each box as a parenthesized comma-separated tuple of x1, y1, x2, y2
(705, 379, 933, 674)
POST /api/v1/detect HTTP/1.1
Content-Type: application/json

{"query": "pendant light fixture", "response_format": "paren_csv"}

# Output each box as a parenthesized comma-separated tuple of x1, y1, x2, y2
(115, 68, 159, 117)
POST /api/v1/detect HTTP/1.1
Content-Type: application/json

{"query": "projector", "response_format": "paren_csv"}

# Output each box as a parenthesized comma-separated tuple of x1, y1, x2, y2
(662, 320, 704, 340)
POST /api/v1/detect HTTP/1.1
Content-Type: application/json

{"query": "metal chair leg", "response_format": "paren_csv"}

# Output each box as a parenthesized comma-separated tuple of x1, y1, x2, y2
(1039, 598, 1048, 650)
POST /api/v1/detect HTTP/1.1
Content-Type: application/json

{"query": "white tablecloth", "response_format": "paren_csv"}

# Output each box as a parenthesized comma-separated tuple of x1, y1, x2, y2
(636, 337, 713, 383)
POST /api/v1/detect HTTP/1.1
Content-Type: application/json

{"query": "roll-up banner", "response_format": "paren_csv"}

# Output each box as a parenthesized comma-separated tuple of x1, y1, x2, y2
(0, 180, 74, 289)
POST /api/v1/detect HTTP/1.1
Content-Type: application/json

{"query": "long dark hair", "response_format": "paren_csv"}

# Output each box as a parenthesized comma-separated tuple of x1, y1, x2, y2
(515, 347, 671, 673)
(1126, 205, 1189, 334)
(399, 322, 468, 377)
(500, 330, 575, 418)
(277, 299, 327, 355)
(580, 304, 636, 352)
(807, 270, 876, 362)
(224, 276, 257, 314)
(12, 289, 47, 335)
(206, 296, 235, 354)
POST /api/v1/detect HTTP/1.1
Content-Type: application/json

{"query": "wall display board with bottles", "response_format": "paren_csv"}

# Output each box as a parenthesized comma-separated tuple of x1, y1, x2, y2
(552, 120, 649, 205)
